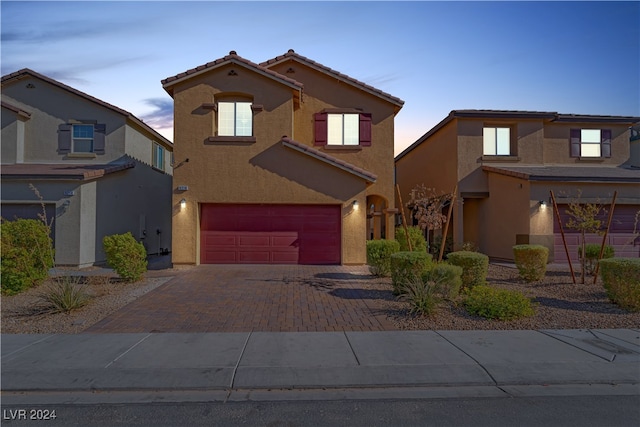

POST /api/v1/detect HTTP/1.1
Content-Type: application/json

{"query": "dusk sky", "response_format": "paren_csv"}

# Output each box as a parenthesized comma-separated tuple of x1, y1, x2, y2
(2, 1, 638, 155)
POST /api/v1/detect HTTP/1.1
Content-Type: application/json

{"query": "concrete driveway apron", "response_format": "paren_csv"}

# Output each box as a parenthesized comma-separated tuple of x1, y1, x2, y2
(85, 265, 397, 333)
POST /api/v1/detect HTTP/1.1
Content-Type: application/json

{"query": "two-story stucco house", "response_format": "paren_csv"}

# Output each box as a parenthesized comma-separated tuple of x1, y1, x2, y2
(162, 50, 404, 265)
(1, 69, 173, 268)
(395, 110, 640, 263)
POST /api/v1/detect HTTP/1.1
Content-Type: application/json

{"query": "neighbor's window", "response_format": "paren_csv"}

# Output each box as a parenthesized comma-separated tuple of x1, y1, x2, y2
(327, 113, 359, 145)
(218, 102, 252, 137)
(483, 127, 510, 156)
(72, 124, 94, 153)
(153, 142, 164, 170)
(570, 128, 611, 158)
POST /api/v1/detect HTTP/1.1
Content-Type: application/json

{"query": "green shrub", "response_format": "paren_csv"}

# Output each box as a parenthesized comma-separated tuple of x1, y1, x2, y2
(599, 258, 640, 311)
(395, 226, 427, 252)
(103, 232, 147, 282)
(1, 218, 54, 295)
(39, 276, 90, 313)
(422, 262, 463, 300)
(429, 235, 453, 258)
(513, 244, 549, 282)
(446, 251, 489, 289)
(366, 239, 400, 277)
(390, 251, 433, 294)
(464, 285, 536, 320)
(397, 275, 441, 316)
(579, 243, 615, 275)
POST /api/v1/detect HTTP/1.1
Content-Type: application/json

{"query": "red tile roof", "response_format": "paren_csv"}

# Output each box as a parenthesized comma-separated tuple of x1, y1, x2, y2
(1, 162, 135, 181)
(281, 137, 377, 182)
(161, 51, 304, 95)
(261, 50, 404, 108)
(482, 165, 640, 183)
(1, 69, 172, 149)
(1, 100, 31, 119)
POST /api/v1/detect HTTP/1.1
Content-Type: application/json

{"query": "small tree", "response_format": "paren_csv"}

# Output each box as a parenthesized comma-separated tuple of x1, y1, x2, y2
(565, 192, 606, 284)
(407, 184, 453, 253)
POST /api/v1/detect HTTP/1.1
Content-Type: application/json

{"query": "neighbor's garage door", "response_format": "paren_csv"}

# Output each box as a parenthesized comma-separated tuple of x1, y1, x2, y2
(200, 204, 341, 264)
(554, 204, 640, 263)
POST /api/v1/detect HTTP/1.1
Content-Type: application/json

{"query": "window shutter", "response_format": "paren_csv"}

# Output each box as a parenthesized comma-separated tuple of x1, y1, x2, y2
(57, 124, 72, 154)
(94, 124, 106, 154)
(314, 112, 327, 146)
(601, 129, 611, 158)
(359, 113, 372, 146)
(569, 128, 581, 157)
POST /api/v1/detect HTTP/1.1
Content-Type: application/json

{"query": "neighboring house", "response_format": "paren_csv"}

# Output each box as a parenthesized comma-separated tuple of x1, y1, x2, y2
(395, 110, 640, 263)
(161, 50, 404, 265)
(1, 69, 173, 268)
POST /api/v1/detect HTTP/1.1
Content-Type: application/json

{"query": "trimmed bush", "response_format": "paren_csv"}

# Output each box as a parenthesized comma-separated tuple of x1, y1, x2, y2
(599, 258, 640, 311)
(366, 239, 400, 277)
(103, 232, 147, 282)
(390, 251, 433, 294)
(513, 244, 549, 282)
(446, 251, 489, 289)
(464, 285, 536, 320)
(395, 226, 427, 252)
(422, 262, 463, 300)
(579, 243, 615, 275)
(1, 218, 54, 295)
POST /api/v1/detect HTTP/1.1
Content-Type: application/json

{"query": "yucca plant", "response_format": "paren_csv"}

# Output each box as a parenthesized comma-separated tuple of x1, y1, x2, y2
(39, 276, 90, 313)
(397, 274, 441, 316)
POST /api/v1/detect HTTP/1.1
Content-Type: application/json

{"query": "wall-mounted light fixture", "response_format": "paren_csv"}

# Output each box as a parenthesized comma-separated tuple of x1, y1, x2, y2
(352, 200, 359, 210)
(539, 200, 547, 209)
(180, 198, 186, 209)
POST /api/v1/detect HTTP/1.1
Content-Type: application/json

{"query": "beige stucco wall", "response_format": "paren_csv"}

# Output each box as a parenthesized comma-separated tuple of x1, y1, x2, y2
(543, 122, 631, 165)
(170, 62, 397, 265)
(395, 120, 459, 228)
(1, 106, 20, 164)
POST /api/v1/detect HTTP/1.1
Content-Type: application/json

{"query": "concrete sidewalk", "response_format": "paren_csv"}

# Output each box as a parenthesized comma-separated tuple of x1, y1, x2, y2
(2, 329, 639, 404)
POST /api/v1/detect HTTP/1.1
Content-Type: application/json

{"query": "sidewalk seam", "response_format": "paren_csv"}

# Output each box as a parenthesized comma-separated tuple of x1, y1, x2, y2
(1, 334, 58, 361)
(104, 333, 152, 368)
(343, 332, 361, 365)
(435, 331, 498, 386)
(229, 331, 253, 390)
(538, 330, 615, 362)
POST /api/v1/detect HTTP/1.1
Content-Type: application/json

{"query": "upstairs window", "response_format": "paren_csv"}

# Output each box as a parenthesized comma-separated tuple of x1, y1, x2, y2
(72, 124, 94, 153)
(218, 101, 252, 137)
(328, 113, 359, 145)
(570, 128, 611, 158)
(58, 122, 106, 155)
(152, 142, 164, 170)
(483, 127, 511, 155)
(314, 111, 372, 147)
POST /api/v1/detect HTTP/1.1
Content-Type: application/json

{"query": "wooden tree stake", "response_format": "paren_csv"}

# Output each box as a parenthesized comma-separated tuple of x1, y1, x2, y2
(550, 190, 576, 284)
(396, 184, 412, 251)
(593, 191, 617, 284)
(439, 185, 457, 262)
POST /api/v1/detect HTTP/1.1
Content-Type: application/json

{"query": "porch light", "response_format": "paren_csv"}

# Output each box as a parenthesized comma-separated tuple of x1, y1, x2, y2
(539, 200, 547, 209)
(180, 198, 186, 209)
(352, 200, 359, 210)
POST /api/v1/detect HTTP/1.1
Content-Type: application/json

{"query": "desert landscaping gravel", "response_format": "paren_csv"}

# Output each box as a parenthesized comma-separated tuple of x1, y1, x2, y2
(1, 264, 638, 334)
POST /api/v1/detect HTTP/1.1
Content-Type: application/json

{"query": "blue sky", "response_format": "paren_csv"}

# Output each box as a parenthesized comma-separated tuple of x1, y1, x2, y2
(2, 1, 638, 155)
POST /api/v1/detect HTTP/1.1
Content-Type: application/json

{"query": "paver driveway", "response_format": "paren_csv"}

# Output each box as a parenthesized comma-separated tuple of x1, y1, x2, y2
(85, 265, 397, 333)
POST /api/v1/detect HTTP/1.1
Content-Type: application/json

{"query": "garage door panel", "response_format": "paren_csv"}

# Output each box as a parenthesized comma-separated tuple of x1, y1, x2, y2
(201, 204, 340, 264)
(553, 204, 640, 263)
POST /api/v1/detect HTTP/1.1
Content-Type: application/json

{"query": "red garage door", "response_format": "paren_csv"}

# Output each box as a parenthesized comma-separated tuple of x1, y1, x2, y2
(554, 204, 640, 262)
(200, 204, 341, 264)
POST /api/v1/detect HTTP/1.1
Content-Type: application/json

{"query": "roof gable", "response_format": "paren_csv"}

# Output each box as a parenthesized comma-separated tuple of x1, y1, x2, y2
(1, 69, 172, 149)
(161, 51, 303, 97)
(261, 49, 404, 109)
